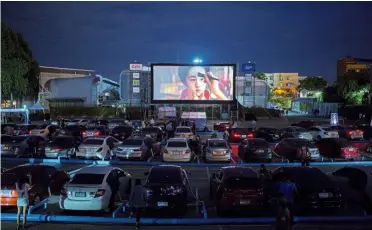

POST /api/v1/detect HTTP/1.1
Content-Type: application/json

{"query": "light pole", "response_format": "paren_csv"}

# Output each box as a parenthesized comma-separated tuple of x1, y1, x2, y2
(193, 58, 203, 64)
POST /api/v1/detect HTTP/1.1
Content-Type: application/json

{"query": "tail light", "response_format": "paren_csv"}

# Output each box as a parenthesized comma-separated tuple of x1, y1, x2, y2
(94, 131, 100, 136)
(247, 133, 254, 138)
(96, 147, 103, 152)
(53, 146, 62, 151)
(29, 130, 32, 134)
(82, 131, 86, 136)
(94, 189, 105, 198)
(185, 149, 190, 154)
(163, 149, 168, 154)
(357, 130, 364, 135)
(232, 132, 241, 138)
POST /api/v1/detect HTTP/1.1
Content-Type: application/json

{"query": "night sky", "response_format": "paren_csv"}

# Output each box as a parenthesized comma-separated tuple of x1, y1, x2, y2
(2, 1, 372, 83)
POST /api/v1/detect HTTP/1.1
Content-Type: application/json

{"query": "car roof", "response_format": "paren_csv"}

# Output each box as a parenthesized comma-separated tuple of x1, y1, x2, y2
(168, 138, 187, 142)
(221, 166, 257, 178)
(151, 165, 181, 172)
(177, 126, 191, 129)
(77, 166, 114, 174)
(84, 136, 106, 140)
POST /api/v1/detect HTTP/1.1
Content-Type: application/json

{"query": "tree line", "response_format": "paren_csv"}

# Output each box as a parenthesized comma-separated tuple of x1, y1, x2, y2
(1, 21, 40, 103)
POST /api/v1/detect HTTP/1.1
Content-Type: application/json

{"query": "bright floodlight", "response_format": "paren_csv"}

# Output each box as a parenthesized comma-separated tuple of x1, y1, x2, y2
(193, 58, 203, 64)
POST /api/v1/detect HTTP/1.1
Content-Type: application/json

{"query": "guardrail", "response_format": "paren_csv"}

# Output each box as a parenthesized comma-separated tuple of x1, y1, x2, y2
(2, 157, 372, 167)
(2, 213, 372, 224)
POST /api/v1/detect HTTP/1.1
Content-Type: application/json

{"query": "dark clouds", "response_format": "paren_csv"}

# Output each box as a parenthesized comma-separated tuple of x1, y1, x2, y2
(1, 1, 372, 82)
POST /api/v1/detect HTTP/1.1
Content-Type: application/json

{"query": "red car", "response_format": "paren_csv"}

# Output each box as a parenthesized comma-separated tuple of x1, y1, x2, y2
(213, 122, 231, 132)
(209, 166, 265, 216)
(317, 138, 360, 160)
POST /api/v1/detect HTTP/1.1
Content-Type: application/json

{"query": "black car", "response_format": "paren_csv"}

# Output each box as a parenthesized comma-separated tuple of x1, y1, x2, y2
(254, 127, 281, 142)
(142, 127, 163, 142)
(56, 125, 86, 139)
(144, 165, 189, 213)
(274, 138, 320, 162)
(238, 138, 272, 163)
(271, 167, 343, 211)
(1, 135, 46, 158)
(228, 128, 255, 143)
(110, 125, 133, 141)
(14, 124, 39, 136)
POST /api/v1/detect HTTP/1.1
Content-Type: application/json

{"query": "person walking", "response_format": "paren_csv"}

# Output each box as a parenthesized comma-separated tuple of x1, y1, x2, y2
(276, 195, 292, 230)
(129, 179, 147, 229)
(16, 173, 32, 229)
(166, 122, 173, 139)
(278, 176, 298, 223)
(300, 145, 310, 167)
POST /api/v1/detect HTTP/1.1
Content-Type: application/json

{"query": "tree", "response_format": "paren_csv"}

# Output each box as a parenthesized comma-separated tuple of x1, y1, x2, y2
(323, 86, 344, 103)
(299, 76, 328, 91)
(1, 22, 40, 101)
(336, 78, 368, 105)
(255, 72, 267, 80)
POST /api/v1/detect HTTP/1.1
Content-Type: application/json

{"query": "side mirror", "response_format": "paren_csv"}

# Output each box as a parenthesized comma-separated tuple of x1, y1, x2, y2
(144, 172, 149, 176)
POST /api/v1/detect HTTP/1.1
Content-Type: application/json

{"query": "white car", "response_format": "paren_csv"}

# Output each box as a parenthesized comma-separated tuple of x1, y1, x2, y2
(59, 166, 132, 211)
(307, 126, 339, 141)
(174, 126, 195, 140)
(76, 136, 121, 160)
(29, 124, 59, 137)
(162, 138, 192, 162)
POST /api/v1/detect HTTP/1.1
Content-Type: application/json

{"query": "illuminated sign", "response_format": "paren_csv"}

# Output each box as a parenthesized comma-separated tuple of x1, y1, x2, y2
(130, 63, 143, 71)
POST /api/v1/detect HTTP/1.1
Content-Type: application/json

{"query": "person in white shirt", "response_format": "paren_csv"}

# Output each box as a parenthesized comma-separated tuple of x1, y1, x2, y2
(232, 120, 238, 128)
(149, 117, 155, 125)
(16, 174, 32, 229)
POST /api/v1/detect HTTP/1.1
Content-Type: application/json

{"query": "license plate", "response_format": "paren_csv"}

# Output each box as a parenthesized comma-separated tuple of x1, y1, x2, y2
(213, 151, 225, 156)
(241, 135, 246, 138)
(349, 148, 354, 151)
(114, 134, 119, 136)
(319, 193, 329, 198)
(1, 190, 11, 196)
(86, 132, 94, 136)
(157, 202, 168, 207)
(172, 151, 182, 155)
(240, 199, 250, 205)
(274, 135, 279, 138)
(75, 192, 86, 197)
(3, 146, 9, 150)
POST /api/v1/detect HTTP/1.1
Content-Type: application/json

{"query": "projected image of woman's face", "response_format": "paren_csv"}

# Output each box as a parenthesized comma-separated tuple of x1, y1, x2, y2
(186, 67, 207, 98)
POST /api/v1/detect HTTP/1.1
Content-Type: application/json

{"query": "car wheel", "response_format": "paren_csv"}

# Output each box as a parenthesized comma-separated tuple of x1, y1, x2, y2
(32, 194, 42, 205)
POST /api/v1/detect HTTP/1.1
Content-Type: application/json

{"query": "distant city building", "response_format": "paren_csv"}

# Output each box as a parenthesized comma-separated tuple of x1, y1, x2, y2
(337, 56, 372, 81)
(119, 67, 151, 106)
(235, 73, 269, 108)
(263, 73, 299, 95)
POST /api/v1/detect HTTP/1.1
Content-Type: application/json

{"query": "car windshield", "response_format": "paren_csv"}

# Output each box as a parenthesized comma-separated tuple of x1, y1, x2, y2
(1, 173, 18, 186)
(209, 141, 227, 148)
(142, 127, 159, 133)
(35, 124, 48, 129)
(167, 141, 187, 148)
(248, 139, 268, 147)
(224, 177, 261, 189)
(70, 173, 105, 185)
(176, 128, 191, 133)
(148, 169, 182, 184)
(82, 139, 104, 145)
(121, 140, 143, 146)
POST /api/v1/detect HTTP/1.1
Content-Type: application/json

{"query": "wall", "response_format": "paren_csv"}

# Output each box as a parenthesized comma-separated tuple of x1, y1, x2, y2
(235, 76, 269, 108)
(120, 70, 150, 105)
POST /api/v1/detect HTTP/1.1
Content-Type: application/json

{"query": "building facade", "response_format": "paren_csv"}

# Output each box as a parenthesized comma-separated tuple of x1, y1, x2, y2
(337, 57, 372, 81)
(263, 73, 299, 94)
(119, 69, 151, 106)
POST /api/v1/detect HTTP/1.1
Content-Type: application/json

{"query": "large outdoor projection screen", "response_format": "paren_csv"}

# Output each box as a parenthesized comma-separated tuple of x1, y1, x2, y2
(151, 64, 235, 104)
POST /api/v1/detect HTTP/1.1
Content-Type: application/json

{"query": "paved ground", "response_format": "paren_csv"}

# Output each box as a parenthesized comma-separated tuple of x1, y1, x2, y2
(1, 222, 372, 230)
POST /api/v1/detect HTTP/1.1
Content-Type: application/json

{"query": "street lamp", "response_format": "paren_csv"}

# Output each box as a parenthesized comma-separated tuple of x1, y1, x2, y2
(193, 58, 203, 64)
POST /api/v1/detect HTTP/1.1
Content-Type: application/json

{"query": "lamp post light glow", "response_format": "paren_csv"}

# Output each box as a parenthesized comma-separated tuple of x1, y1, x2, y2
(193, 58, 203, 64)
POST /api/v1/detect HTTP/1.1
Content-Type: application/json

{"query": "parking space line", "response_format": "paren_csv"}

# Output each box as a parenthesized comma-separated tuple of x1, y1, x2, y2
(67, 164, 95, 176)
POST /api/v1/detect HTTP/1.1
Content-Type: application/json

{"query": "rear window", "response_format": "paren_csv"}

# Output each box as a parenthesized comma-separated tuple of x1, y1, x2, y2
(148, 169, 182, 184)
(248, 139, 269, 147)
(50, 138, 73, 146)
(167, 141, 187, 148)
(176, 128, 191, 133)
(293, 170, 330, 186)
(209, 141, 227, 148)
(112, 126, 133, 133)
(70, 173, 105, 185)
(121, 140, 143, 146)
(224, 177, 260, 189)
(82, 139, 104, 145)
(142, 127, 159, 133)
(1, 173, 18, 186)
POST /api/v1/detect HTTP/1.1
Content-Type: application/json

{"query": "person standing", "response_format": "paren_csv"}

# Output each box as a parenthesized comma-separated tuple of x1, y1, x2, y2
(300, 145, 310, 167)
(166, 122, 173, 139)
(16, 174, 32, 229)
(276, 195, 292, 230)
(129, 179, 147, 229)
(278, 176, 298, 223)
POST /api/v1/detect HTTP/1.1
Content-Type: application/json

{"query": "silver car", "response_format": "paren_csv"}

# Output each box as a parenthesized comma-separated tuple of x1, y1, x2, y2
(113, 138, 153, 160)
(45, 136, 79, 158)
(76, 136, 120, 160)
(202, 138, 231, 162)
(174, 126, 195, 140)
(282, 126, 313, 141)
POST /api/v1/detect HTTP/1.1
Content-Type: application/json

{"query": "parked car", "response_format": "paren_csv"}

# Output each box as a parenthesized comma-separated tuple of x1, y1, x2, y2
(329, 125, 364, 140)
(56, 125, 86, 139)
(317, 138, 360, 160)
(228, 128, 254, 143)
(143, 165, 189, 212)
(213, 122, 231, 132)
(108, 119, 126, 130)
(142, 127, 163, 142)
(280, 126, 313, 141)
(82, 126, 107, 138)
(76, 136, 120, 160)
(113, 137, 155, 160)
(308, 126, 339, 141)
(202, 138, 231, 162)
(356, 125, 372, 139)
(45, 136, 81, 158)
(1, 135, 18, 157)
(110, 125, 133, 141)
(1, 164, 69, 207)
(271, 167, 343, 211)
(238, 138, 272, 163)
(60, 166, 131, 211)
(13, 124, 39, 136)
(254, 127, 281, 142)
(209, 166, 265, 216)
(291, 120, 317, 129)
(66, 119, 89, 126)
(162, 138, 193, 162)
(274, 138, 320, 161)
(29, 124, 59, 137)
(174, 126, 195, 140)
(12, 135, 47, 158)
